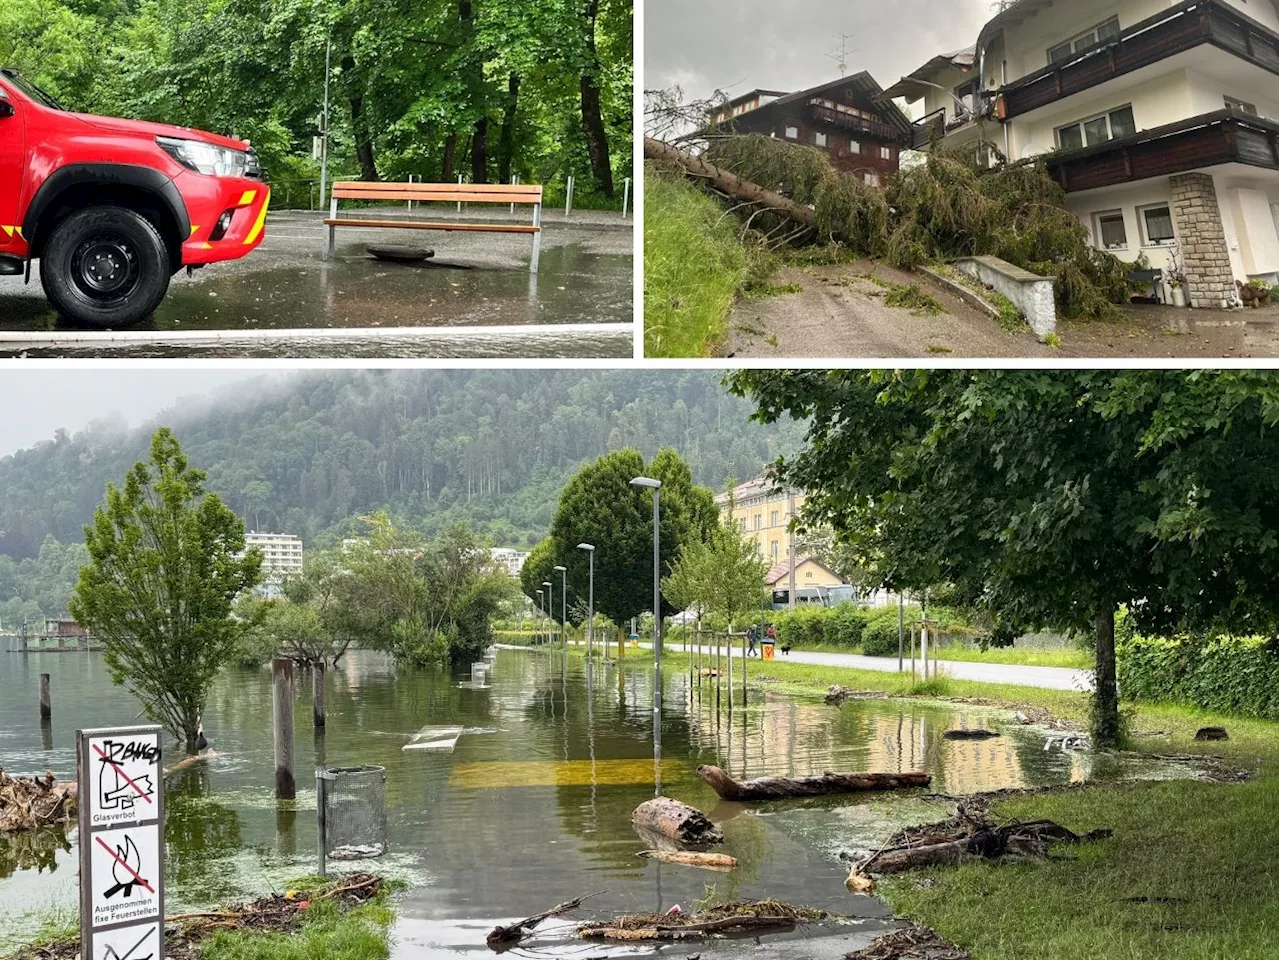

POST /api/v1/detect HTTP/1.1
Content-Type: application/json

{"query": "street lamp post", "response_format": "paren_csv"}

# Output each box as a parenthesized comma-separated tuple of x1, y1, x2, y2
(536, 589, 545, 645)
(542, 580, 553, 649)
(629, 476, 663, 749)
(553, 565, 567, 648)
(577, 543, 595, 658)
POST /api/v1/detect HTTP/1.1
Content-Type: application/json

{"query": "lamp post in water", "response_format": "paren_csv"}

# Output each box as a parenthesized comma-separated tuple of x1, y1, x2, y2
(536, 589, 545, 645)
(629, 475, 663, 769)
(542, 580, 553, 648)
(577, 543, 595, 658)
(553, 565, 567, 648)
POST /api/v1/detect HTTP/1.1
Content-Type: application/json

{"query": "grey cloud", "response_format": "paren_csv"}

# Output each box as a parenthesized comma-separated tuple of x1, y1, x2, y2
(646, 0, 991, 107)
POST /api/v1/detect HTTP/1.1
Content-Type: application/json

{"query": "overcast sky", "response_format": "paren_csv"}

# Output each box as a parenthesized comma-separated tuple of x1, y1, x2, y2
(0, 370, 290, 457)
(646, 0, 991, 107)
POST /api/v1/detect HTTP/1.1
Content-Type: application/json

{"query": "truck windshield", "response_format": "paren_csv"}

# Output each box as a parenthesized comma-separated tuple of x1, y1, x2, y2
(0, 70, 63, 111)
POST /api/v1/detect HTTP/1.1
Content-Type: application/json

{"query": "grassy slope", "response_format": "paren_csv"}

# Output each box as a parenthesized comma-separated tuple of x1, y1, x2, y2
(613, 648, 1279, 960)
(643, 172, 752, 357)
(201, 898, 393, 960)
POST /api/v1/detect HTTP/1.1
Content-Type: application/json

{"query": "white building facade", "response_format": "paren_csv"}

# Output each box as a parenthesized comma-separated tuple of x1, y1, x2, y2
(886, 0, 1279, 307)
(244, 532, 305, 582)
(489, 547, 529, 577)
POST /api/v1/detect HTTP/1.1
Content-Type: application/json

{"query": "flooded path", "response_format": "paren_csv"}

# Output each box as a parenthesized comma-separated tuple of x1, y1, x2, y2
(0, 648, 1203, 956)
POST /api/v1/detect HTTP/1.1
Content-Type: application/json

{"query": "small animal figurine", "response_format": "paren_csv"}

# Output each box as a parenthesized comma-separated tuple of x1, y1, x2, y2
(1236, 280, 1271, 308)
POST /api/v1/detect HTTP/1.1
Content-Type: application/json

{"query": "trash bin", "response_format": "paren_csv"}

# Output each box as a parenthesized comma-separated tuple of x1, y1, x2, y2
(761, 640, 775, 661)
(316, 764, 388, 875)
(629, 632, 640, 648)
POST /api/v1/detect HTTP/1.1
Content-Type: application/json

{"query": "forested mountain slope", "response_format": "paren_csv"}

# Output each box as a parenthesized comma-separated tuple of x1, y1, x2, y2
(0, 371, 803, 564)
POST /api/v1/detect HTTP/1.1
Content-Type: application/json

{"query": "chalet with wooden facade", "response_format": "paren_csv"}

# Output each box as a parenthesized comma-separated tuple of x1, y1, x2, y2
(884, 0, 1279, 307)
(711, 73, 914, 185)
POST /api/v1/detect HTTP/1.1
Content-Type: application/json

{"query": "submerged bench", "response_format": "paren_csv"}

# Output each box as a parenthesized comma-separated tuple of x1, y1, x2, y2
(325, 181, 544, 271)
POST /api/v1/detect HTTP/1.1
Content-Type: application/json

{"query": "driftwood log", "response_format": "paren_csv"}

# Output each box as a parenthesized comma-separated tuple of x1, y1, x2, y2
(0, 766, 77, 832)
(942, 729, 999, 741)
(581, 915, 794, 941)
(644, 137, 822, 237)
(486, 891, 603, 945)
(631, 797, 723, 844)
(638, 850, 738, 870)
(697, 764, 930, 801)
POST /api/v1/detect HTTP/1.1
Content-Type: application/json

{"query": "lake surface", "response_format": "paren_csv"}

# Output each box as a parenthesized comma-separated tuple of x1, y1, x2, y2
(0, 647, 1198, 956)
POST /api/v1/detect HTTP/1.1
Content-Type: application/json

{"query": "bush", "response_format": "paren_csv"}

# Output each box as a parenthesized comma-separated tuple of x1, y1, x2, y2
(1117, 632, 1278, 720)
(773, 606, 828, 648)
(860, 619, 902, 657)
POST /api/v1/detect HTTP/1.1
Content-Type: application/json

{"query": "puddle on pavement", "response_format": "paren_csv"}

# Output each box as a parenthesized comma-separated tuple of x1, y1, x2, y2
(0, 244, 630, 333)
(0, 649, 1208, 956)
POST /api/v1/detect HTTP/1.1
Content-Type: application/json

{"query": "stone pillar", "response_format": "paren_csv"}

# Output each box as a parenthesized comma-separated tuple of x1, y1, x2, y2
(1170, 173, 1237, 309)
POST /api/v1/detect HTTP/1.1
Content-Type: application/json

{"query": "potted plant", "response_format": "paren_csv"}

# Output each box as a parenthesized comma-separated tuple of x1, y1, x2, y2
(1162, 242, 1188, 307)
(1168, 275, 1187, 307)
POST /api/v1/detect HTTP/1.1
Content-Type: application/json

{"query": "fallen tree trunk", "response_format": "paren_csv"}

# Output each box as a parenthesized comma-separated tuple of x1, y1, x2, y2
(644, 137, 820, 236)
(582, 915, 795, 941)
(638, 850, 738, 870)
(486, 891, 603, 945)
(698, 764, 930, 801)
(579, 899, 824, 943)
(631, 797, 723, 844)
(0, 766, 77, 832)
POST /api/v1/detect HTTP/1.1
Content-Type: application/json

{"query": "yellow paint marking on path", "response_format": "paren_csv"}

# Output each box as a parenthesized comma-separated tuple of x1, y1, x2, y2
(449, 758, 686, 789)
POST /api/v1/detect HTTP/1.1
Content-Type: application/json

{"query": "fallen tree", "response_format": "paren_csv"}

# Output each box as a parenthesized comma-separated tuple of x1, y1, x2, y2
(648, 130, 1135, 320)
(631, 796, 724, 844)
(638, 849, 738, 870)
(580, 899, 824, 942)
(0, 767, 76, 832)
(486, 891, 604, 946)
(698, 764, 930, 801)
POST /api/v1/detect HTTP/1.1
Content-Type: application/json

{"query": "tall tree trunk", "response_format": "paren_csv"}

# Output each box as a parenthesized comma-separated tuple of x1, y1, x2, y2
(1092, 602, 1120, 747)
(442, 133, 458, 181)
(498, 74, 520, 184)
(579, 0, 614, 196)
(472, 116, 488, 183)
(342, 56, 378, 181)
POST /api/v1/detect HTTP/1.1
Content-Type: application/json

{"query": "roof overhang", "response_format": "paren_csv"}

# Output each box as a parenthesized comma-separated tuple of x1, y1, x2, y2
(881, 47, 977, 101)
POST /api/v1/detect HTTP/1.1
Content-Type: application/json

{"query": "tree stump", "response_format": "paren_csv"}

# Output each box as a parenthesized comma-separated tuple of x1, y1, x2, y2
(631, 797, 723, 845)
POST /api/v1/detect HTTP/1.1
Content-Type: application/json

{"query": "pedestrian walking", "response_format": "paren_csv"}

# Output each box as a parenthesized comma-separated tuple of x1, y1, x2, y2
(747, 625, 759, 657)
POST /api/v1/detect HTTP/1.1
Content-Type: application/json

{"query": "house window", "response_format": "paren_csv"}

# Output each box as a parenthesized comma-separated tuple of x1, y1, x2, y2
(770, 540, 779, 559)
(784, 126, 798, 139)
(738, 517, 747, 532)
(814, 131, 827, 147)
(753, 513, 762, 530)
(805, 571, 814, 579)
(850, 139, 861, 153)
(1094, 210, 1128, 250)
(1048, 16, 1120, 64)
(770, 510, 779, 526)
(1225, 96, 1258, 115)
(879, 145, 892, 160)
(864, 172, 880, 187)
(1056, 105, 1135, 150)
(1138, 203, 1176, 246)
(954, 78, 979, 118)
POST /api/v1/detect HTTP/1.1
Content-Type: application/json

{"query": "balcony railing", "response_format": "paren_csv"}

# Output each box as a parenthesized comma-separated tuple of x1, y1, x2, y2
(1041, 109, 1278, 192)
(807, 99, 900, 140)
(999, 0, 1279, 120)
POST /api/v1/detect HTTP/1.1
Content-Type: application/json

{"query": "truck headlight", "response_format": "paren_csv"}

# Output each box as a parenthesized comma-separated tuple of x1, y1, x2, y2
(156, 136, 249, 177)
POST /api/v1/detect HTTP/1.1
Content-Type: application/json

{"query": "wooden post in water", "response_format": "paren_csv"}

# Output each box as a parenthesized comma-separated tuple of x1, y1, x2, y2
(38, 673, 51, 719)
(741, 634, 747, 706)
(313, 662, 326, 728)
(715, 634, 722, 715)
(727, 631, 734, 713)
(272, 658, 296, 799)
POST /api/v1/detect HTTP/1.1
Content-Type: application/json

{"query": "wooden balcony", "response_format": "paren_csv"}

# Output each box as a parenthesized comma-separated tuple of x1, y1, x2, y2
(1042, 109, 1278, 192)
(807, 100, 900, 141)
(998, 0, 1279, 120)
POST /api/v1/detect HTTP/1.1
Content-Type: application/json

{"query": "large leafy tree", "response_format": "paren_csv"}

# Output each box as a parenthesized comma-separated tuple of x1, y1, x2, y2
(70, 428, 263, 755)
(528, 448, 718, 633)
(729, 369, 1278, 745)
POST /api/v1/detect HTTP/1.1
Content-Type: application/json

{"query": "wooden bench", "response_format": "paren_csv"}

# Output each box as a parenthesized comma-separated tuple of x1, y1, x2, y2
(325, 181, 544, 271)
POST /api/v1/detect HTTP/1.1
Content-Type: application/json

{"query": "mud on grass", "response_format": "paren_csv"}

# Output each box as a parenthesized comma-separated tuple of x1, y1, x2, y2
(6, 874, 393, 960)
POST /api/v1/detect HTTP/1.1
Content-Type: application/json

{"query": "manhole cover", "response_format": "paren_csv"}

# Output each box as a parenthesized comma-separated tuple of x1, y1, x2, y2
(368, 244, 435, 263)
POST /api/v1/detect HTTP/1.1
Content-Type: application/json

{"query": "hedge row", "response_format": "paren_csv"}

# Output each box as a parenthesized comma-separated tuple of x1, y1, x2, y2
(1117, 632, 1278, 720)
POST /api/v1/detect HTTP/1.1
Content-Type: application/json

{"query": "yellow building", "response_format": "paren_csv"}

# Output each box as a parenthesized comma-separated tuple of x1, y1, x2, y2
(714, 475, 804, 565)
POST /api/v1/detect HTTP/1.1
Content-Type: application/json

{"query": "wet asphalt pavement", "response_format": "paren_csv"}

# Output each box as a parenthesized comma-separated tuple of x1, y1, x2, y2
(0, 209, 634, 358)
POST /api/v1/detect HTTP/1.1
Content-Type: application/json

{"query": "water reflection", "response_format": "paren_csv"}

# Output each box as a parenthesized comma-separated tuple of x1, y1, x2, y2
(0, 647, 1201, 951)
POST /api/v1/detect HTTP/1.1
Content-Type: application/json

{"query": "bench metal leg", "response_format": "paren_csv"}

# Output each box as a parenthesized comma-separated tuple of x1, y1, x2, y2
(530, 203, 542, 273)
(326, 224, 335, 261)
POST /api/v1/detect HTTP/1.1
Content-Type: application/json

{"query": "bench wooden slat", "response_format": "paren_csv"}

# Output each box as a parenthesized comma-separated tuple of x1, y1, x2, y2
(332, 181, 543, 203)
(324, 218, 541, 234)
(334, 192, 543, 204)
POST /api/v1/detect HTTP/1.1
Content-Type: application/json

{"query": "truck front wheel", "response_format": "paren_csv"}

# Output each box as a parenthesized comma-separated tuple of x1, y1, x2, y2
(40, 206, 171, 328)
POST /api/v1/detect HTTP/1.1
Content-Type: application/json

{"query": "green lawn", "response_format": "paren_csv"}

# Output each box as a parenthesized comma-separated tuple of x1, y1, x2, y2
(643, 171, 756, 356)
(600, 647, 1279, 960)
(795, 642, 1093, 669)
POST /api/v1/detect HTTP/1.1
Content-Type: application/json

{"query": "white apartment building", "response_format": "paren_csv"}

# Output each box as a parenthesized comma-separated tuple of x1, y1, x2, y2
(244, 531, 305, 582)
(489, 547, 529, 577)
(885, 0, 1279, 307)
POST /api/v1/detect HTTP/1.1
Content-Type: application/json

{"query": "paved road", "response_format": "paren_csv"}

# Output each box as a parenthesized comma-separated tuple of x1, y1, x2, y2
(614, 639, 1094, 692)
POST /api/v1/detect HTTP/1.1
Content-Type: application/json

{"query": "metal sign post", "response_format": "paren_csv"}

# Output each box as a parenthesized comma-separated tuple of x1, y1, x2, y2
(77, 725, 165, 960)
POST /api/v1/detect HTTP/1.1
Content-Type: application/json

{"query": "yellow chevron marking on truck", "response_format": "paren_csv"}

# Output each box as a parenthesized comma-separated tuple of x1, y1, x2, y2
(238, 190, 257, 206)
(190, 225, 200, 236)
(244, 188, 271, 245)
(1, 226, 13, 238)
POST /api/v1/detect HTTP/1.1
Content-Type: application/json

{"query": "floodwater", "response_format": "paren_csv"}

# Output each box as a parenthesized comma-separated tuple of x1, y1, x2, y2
(0, 648, 1200, 956)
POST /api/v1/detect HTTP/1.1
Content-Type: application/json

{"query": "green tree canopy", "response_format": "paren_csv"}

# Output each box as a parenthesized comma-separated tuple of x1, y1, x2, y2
(729, 369, 1279, 745)
(69, 428, 263, 754)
